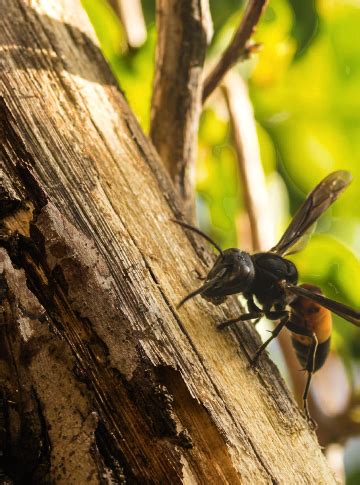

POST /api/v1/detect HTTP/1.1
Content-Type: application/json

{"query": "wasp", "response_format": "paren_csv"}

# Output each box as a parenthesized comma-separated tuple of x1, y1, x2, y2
(175, 171, 360, 425)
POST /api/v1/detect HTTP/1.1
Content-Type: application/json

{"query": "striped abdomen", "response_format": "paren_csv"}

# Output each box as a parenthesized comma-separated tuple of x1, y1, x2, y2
(288, 284, 332, 372)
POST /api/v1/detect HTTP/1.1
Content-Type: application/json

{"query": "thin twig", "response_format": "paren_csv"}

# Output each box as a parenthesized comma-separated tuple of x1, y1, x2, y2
(203, 0, 268, 102)
(223, 72, 273, 251)
(115, 0, 147, 48)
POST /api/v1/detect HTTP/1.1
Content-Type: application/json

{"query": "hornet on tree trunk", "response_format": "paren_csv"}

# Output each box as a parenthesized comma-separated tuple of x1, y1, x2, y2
(175, 171, 360, 425)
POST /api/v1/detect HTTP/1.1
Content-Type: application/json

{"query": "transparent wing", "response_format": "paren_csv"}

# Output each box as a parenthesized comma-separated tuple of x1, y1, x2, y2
(286, 283, 360, 326)
(271, 171, 352, 256)
(281, 224, 315, 256)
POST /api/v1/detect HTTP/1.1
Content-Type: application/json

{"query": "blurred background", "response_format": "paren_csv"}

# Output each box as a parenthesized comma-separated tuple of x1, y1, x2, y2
(82, 0, 360, 482)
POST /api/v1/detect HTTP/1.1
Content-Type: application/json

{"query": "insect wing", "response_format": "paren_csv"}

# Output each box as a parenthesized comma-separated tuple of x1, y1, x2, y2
(280, 224, 315, 256)
(271, 171, 352, 256)
(287, 284, 360, 326)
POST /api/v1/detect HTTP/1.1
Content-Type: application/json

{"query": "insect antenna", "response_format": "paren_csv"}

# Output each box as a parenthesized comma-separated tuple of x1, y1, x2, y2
(171, 219, 224, 256)
(176, 273, 224, 309)
(177, 286, 206, 309)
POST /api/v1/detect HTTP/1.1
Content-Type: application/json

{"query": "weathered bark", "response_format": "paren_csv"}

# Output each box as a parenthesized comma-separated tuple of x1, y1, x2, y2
(150, 0, 212, 219)
(0, 1, 335, 483)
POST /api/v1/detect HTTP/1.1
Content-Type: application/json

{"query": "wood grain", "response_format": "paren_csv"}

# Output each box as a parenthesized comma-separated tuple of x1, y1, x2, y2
(0, 1, 335, 483)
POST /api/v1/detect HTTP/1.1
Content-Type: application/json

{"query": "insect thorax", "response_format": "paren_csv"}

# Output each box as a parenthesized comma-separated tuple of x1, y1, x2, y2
(251, 252, 298, 307)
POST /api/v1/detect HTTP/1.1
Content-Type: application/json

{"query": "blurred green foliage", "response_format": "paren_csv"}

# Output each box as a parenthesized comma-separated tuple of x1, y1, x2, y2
(83, 1, 360, 477)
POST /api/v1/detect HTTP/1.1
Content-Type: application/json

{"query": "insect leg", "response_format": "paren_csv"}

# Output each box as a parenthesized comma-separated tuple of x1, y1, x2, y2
(218, 295, 267, 330)
(245, 294, 262, 314)
(303, 332, 318, 429)
(265, 309, 289, 321)
(246, 298, 263, 327)
(217, 312, 263, 330)
(250, 312, 289, 367)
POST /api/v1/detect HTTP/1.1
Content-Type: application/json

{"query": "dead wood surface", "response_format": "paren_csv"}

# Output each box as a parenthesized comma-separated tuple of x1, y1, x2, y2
(0, 1, 335, 483)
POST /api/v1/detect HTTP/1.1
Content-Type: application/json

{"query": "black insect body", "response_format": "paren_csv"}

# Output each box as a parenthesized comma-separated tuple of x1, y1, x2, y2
(199, 249, 255, 303)
(175, 171, 360, 425)
(251, 252, 298, 308)
(178, 245, 299, 315)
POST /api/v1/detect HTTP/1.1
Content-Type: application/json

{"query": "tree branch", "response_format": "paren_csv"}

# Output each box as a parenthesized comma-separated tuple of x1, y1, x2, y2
(110, 0, 147, 48)
(223, 72, 273, 252)
(150, 0, 212, 219)
(203, 0, 268, 103)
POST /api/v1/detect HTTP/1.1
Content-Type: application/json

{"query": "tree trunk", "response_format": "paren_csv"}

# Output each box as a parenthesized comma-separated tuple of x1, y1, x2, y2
(0, 1, 335, 483)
